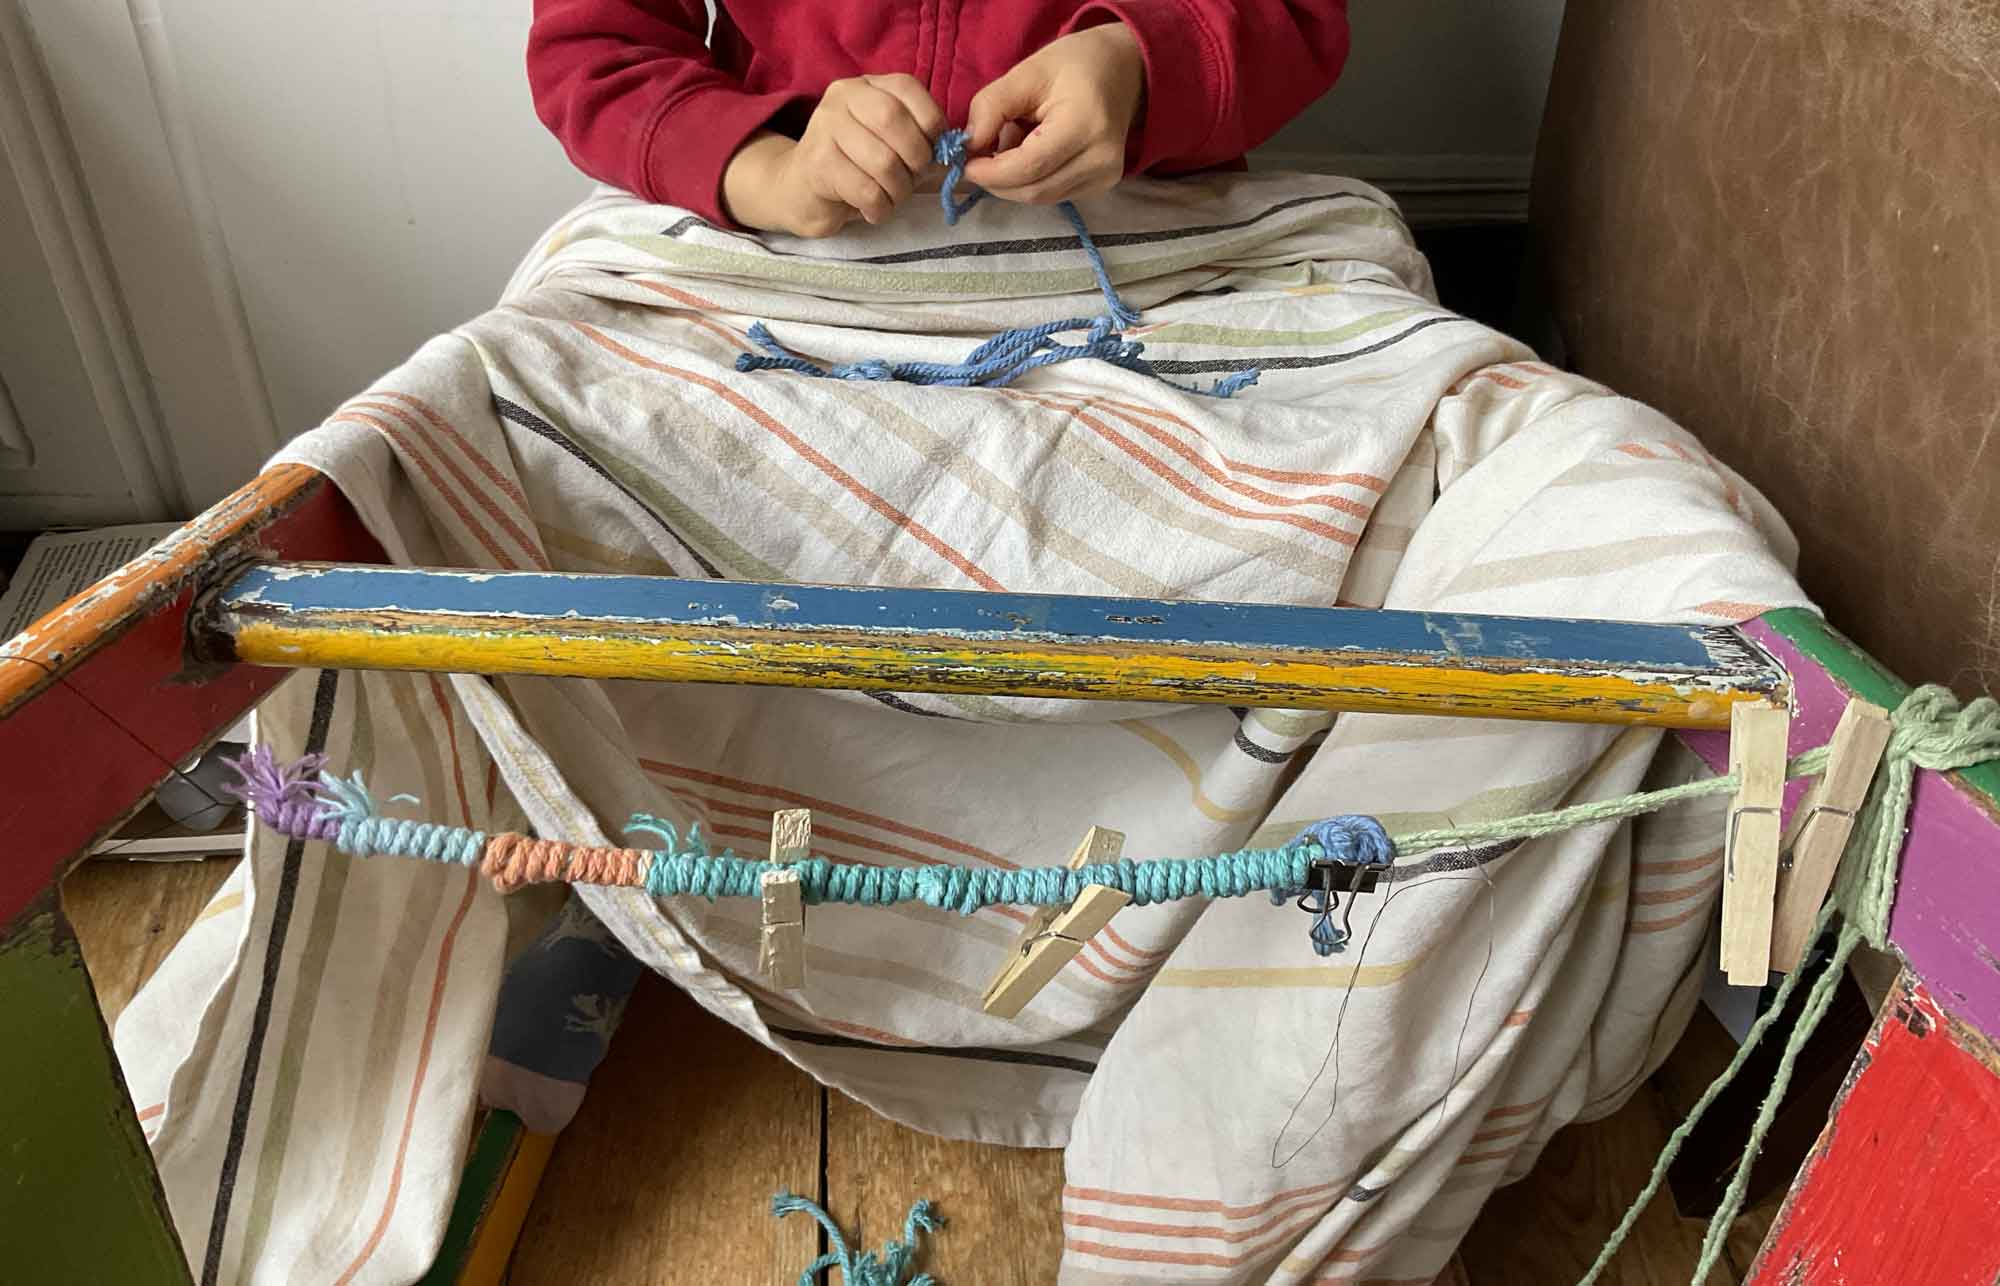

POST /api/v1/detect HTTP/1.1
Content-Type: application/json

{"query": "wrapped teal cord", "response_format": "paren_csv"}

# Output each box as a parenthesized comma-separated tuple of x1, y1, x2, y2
(735, 129, 1260, 398)
(772, 1191, 943, 1286)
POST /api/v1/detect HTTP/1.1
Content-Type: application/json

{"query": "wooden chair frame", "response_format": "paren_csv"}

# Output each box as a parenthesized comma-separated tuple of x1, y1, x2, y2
(4, 463, 1997, 1281)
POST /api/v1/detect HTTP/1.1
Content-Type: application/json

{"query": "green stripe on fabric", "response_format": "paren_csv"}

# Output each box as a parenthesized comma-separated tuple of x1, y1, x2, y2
(467, 339, 783, 582)
(1139, 308, 1424, 350)
(611, 207, 1401, 298)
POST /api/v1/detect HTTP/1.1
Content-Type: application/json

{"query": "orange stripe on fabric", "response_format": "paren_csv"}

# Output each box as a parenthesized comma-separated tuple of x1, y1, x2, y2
(369, 392, 546, 534)
(136, 1102, 164, 1122)
(671, 789, 955, 867)
(628, 277, 722, 311)
(1029, 391, 1389, 491)
(328, 411, 528, 571)
(1032, 399, 1360, 547)
(1063, 1179, 1342, 1218)
(1629, 898, 1715, 934)
(1616, 443, 1664, 460)
(1064, 1207, 1319, 1268)
(1630, 869, 1722, 906)
(1064, 397, 1375, 520)
(344, 401, 551, 571)
(1063, 1189, 1342, 1243)
(333, 865, 484, 1285)
(1636, 849, 1721, 876)
(1690, 599, 1772, 622)
(1482, 1092, 1554, 1122)
(639, 759, 1016, 868)
(1099, 923, 1170, 961)
(573, 322, 1005, 589)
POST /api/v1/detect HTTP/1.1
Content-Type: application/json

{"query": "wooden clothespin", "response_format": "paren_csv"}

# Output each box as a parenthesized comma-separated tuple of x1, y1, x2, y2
(1769, 700, 1892, 972)
(1719, 701, 1790, 985)
(760, 808, 811, 989)
(982, 826, 1130, 1019)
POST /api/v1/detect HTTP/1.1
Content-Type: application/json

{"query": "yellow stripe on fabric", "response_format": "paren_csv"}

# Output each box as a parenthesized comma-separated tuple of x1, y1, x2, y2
(1115, 719, 1262, 823)
(1154, 941, 1436, 990)
(1139, 308, 1422, 350)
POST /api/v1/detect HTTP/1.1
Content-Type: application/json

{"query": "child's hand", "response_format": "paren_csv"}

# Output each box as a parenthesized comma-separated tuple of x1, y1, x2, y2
(722, 76, 946, 237)
(962, 23, 1145, 204)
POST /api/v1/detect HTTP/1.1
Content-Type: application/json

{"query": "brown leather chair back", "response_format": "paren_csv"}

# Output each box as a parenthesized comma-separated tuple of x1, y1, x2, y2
(1530, 1, 2000, 692)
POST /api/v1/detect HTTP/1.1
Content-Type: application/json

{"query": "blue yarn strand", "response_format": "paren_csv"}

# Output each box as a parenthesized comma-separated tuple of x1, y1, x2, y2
(736, 129, 1259, 397)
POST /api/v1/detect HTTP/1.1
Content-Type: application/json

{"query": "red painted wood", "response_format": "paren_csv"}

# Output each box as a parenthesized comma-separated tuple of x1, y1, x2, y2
(0, 469, 381, 924)
(1749, 979, 2000, 1284)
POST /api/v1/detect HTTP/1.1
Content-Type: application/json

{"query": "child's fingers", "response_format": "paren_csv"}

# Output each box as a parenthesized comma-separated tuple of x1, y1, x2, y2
(850, 93, 936, 177)
(966, 63, 1050, 154)
(820, 151, 896, 224)
(986, 145, 1115, 205)
(962, 119, 1088, 191)
(863, 74, 948, 147)
(834, 122, 917, 206)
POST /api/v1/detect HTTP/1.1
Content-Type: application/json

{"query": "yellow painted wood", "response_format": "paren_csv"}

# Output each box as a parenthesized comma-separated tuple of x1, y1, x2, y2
(226, 622, 1767, 730)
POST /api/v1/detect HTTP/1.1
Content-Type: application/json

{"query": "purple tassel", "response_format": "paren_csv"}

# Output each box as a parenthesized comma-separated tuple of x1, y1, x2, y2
(224, 747, 340, 841)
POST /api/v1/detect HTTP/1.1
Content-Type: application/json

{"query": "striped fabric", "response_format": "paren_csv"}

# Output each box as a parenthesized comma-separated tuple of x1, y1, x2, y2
(117, 172, 1810, 1283)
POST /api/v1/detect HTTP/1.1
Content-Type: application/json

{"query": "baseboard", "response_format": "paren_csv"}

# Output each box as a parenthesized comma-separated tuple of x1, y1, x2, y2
(1249, 151, 1533, 227)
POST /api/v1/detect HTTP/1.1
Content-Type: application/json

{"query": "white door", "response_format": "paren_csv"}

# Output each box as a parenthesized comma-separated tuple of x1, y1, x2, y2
(16, 0, 590, 512)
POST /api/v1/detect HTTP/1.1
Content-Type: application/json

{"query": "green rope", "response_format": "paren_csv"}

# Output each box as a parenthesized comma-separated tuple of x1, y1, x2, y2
(1578, 685, 2000, 1285)
(771, 1191, 942, 1286)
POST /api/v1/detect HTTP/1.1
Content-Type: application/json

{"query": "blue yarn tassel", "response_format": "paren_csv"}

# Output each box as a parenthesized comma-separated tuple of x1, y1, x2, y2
(773, 1190, 943, 1286)
(1269, 815, 1394, 957)
(736, 130, 1259, 398)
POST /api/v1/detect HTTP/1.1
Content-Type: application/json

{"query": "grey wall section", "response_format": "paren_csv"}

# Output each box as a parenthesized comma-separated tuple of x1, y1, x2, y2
(1254, 0, 1568, 220)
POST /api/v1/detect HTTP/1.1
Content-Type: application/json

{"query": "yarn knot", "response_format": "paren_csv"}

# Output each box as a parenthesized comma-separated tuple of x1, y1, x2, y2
(735, 128, 1258, 397)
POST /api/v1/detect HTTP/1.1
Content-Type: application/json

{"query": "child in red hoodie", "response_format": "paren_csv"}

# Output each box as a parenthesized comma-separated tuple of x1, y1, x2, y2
(527, 1, 1349, 237)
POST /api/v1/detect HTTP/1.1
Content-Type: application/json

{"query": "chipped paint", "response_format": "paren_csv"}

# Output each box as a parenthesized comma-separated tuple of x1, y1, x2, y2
(204, 562, 1791, 728)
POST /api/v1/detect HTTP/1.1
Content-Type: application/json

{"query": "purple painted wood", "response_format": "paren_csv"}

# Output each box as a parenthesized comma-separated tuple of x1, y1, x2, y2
(1678, 619, 2000, 1037)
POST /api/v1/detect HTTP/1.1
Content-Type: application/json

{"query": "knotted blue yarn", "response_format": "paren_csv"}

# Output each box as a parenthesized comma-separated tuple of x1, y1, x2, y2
(735, 129, 1260, 398)
(772, 1190, 942, 1286)
(1269, 815, 1394, 957)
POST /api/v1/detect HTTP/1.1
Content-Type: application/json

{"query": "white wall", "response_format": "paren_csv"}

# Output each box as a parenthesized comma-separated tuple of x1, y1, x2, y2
(10, 0, 1565, 517)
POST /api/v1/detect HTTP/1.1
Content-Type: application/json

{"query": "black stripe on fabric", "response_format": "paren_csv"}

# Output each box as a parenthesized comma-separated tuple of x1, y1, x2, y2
(492, 394, 723, 579)
(1232, 726, 1297, 765)
(769, 1025, 1097, 1075)
(864, 690, 961, 720)
(1386, 840, 1521, 883)
(1145, 315, 1469, 374)
(202, 668, 339, 1286)
(849, 190, 1388, 266)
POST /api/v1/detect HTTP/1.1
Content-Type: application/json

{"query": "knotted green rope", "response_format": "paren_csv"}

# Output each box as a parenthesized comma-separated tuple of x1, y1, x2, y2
(771, 1191, 943, 1286)
(1579, 684, 2000, 1285)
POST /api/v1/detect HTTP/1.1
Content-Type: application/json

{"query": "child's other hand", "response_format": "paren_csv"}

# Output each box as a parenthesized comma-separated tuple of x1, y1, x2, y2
(723, 75, 945, 237)
(962, 23, 1144, 205)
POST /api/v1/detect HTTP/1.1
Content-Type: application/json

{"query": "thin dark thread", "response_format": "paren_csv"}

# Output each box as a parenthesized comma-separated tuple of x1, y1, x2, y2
(1270, 865, 1497, 1171)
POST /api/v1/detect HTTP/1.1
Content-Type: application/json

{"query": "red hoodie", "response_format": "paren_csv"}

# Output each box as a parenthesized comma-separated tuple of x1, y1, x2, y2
(527, 0, 1350, 227)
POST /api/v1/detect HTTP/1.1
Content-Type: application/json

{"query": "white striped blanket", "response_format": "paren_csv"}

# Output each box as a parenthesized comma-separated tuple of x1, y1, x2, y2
(116, 173, 1810, 1284)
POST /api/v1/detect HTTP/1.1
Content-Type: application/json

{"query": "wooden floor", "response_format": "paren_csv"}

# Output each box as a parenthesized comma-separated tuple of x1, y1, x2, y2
(64, 856, 1778, 1285)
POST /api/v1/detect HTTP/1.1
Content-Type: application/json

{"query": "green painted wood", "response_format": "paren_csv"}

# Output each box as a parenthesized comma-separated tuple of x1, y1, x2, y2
(417, 1110, 524, 1285)
(0, 899, 190, 1282)
(1763, 607, 2000, 804)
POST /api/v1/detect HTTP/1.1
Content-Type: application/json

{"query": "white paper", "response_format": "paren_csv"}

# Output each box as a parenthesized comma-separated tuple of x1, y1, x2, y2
(0, 522, 182, 639)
